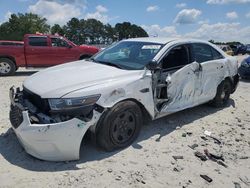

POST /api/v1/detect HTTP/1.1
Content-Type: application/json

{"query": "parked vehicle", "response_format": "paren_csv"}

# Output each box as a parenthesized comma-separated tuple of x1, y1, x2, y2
(0, 34, 99, 76)
(246, 44, 250, 54)
(239, 56, 250, 79)
(229, 45, 237, 55)
(9, 38, 239, 161)
(219, 45, 234, 56)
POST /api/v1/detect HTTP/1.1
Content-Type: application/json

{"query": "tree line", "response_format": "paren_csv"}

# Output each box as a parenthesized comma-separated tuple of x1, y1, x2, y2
(208, 40, 242, 46)
(0, 13, 148, 45)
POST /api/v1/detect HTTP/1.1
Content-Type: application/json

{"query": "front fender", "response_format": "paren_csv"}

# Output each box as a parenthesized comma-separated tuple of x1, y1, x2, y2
(96, 76, 155, 119)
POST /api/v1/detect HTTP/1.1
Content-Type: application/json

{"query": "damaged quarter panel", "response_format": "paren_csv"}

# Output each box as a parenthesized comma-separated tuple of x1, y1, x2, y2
(194, 50, 238, 105)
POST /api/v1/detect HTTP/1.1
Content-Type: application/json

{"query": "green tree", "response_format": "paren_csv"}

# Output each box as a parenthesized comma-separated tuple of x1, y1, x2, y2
(51, 24, 65, 36)
(0, 12, 149, 44)
(63, 17, 82, 44)
(83, 19, 105, 44)
(103, 24, 116, 44)
(0, 13, 50, 40)
(115, 22, 148, 40)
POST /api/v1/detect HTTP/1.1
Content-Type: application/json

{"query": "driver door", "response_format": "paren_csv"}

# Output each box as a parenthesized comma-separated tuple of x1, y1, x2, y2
(154, 44, 202, 115)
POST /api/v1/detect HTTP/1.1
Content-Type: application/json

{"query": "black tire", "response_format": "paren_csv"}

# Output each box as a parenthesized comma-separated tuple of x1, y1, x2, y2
(96, 101, 142, 151)
(210, 79, 232, 107)
(0, 58, 16, 76)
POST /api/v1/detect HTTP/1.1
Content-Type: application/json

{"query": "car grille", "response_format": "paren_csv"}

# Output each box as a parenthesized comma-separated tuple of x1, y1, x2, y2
(23, 87, 50, 114)
(10, 105, 23, 129)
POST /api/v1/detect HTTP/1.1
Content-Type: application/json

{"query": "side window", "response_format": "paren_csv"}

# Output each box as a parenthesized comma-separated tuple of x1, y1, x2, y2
(161, 45, 190, 70)
(211, 47, 224, 60)
(192, 43, 213, 63)
(29, 37, 48, 47)
(51, 37, 69, 47)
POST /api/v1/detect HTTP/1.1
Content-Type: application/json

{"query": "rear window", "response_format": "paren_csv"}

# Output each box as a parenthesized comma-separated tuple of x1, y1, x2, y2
(29, 37, 48, 47)
(192, 43, 223, 63)
(192, 43, 213, 63)
(211, 47, 224, 60)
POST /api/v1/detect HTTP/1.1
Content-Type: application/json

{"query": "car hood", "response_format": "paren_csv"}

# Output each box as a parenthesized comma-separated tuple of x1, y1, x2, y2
(79, 45, 99, 54)
(23, 60, 143, 98)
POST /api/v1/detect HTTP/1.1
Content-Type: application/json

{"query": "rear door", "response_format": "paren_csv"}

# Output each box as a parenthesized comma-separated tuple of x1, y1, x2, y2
(190, 43, 226, 105)
(47, 37, 79, 65)
(25, 36, 51, 67)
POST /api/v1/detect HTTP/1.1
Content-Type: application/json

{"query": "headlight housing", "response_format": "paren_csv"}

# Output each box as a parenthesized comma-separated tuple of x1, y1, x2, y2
(241, 60, 250, 68)
(48, 94, 101, 111)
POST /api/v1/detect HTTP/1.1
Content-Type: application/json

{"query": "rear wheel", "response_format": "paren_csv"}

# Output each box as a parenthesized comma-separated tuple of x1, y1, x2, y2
(211, 79, 232, 107)
(97, 101, 142, 151)
(0, 58, 16, 76)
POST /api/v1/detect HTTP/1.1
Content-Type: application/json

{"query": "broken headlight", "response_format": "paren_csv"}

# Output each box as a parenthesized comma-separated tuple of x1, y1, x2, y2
(48, 94, 101, 111)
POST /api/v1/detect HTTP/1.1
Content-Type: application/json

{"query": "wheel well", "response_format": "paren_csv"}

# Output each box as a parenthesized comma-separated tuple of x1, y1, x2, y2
(79, 54, 91, 60)
(125, 98, 152, 123)
(93, 98, 152, 134)
(224, 77, 233, 92)
(0, 56, 16, 68)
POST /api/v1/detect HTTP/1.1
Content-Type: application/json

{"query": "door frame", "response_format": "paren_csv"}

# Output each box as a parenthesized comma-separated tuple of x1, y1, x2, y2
(151, 42, 200, 117)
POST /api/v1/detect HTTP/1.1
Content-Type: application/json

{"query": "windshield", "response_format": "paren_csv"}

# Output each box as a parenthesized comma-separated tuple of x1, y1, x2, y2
(91, 41, 163, 70)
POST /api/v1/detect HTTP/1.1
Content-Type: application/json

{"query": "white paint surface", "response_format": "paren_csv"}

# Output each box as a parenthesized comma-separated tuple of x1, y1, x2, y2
(12, 38, 239, 161)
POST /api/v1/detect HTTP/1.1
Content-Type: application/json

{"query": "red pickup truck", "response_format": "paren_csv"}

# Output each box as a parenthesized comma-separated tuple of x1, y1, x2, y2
(0, 34, 99, 76)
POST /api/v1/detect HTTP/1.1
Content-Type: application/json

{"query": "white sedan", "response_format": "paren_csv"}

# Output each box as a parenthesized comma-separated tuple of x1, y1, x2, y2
(9, 37, 239, 161)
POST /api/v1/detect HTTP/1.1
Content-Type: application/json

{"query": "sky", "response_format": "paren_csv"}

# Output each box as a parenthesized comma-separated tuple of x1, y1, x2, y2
(0, 0, 250, 43)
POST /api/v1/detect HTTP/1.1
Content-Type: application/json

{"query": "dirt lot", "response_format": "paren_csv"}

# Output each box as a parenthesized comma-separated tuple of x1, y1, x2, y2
(0, 58, 250, 188)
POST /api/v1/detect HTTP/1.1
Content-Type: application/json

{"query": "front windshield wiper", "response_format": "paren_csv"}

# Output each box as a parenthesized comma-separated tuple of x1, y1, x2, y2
(90, 59, 124, 69)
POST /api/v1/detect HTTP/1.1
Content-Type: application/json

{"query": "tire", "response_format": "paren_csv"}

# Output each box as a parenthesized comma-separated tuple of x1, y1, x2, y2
(96, 101, 142, 151)
(210, 79, 232, 107)
(0, 58, 16, 76)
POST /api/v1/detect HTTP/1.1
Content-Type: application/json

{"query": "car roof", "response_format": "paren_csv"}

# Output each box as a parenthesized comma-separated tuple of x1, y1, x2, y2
(123, 37, 211, 45)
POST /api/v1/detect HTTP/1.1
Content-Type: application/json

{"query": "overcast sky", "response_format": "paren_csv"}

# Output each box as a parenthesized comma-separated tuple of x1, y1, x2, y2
(1, 0, 250, 43)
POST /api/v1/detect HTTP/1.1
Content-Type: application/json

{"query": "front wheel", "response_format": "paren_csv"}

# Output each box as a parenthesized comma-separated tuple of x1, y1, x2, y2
(210, 80, 232, 107)
(96, 101, 142, 151)
(0, 58, 16, 76)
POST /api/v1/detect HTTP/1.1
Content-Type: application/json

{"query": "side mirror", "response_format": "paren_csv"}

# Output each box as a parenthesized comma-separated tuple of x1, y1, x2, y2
(146, 61, 160, 71)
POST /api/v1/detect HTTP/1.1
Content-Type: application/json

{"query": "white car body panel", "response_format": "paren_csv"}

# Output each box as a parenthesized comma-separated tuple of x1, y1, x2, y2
(24, 61, 144, 98)
(9, 37, 239, 161)
(159, 62, 201, 114)
(14, 110, 102, 161)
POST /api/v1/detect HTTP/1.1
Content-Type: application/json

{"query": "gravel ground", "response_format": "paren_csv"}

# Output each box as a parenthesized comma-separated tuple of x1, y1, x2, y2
(0, 57, 249, 188)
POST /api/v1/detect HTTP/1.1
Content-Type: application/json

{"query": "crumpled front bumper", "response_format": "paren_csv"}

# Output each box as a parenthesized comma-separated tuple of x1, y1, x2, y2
(9, 87, 102, 161)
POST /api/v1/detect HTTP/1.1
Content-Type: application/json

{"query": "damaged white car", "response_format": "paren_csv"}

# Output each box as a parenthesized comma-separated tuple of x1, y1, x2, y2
(9, 38, 239, 161)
